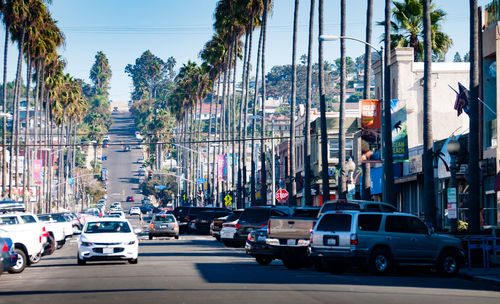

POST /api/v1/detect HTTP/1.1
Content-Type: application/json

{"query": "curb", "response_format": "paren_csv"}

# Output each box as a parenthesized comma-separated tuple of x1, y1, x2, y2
(460, 271, 500, 288)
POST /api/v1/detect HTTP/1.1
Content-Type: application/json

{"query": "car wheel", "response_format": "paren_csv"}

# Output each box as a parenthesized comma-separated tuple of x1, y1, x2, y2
(369, 248, 392, 275)
(255, 256, 273, 266)
(77, 257, 86, 265)
(56, 240, 64, 250)
(9, 249, 27, 273)
(148, 234, 153, 240)
(174, 235, 179, 240)
(29, 253, 41, 264)
(437, 250, 460, 277)
(129, 258, 138, 264)
(44, 236, 56, 255)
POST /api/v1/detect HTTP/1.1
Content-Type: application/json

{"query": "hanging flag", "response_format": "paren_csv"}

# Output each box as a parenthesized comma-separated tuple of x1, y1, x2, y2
(453, 82, 470, 116)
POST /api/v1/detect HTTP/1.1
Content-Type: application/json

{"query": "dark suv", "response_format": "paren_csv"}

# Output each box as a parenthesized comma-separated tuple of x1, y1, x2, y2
(233, 207, 291, 246)
(172, 207, 230, 234)
(190, 210, 232, 234)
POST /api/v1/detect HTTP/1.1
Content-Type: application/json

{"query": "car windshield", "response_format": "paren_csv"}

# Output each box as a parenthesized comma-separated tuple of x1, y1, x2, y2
(292, 208, 319, 218)
(225, 211, 242, 222)
(320, 203, 361, 214)
(153, 215, 175, 222)
(84, 221, 131, 233)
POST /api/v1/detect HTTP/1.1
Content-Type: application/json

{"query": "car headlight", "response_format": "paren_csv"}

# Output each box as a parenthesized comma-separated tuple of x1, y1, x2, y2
(81, 241, 93, 246)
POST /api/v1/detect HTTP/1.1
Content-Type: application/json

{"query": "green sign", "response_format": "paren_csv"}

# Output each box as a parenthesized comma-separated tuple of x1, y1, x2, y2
(447, 187, 457, 204)
(391, 99, 409, 162)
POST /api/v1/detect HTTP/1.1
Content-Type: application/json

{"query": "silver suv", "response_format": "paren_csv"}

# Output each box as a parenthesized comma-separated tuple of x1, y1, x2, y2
(309, 210, 464, 276)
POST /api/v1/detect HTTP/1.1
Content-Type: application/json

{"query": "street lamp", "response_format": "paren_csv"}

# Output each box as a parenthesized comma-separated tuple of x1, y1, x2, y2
(318, 34, 390, 202)
(446, 136, 460, 232)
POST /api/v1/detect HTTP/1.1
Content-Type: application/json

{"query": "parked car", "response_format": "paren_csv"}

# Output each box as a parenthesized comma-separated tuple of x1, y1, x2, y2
(134, 145, 142, 149)
(148, 214, 179, 240)
(37, 214, 66, 254)
(220, 220, 239, 247)
(230, 206, 292, 247)
(172, 207, 230, 234)
(0, 213, 48, 267)
(189, 210, 232, 235)
(103, 135, 110, 141)
(77, 218, 140, 265)
(1, 237, 22, 274)
(137, 158, 144, 164)
(308, 210, 465, 276)
(211, 210, 243, 241)
(266, 207, 320, 269)
(108, 211, 125, 218)
(245, 225, 279, 266)
(126, 196, 135, 202)
(124, 145, 131, 152)
(129, 207, 141, 216)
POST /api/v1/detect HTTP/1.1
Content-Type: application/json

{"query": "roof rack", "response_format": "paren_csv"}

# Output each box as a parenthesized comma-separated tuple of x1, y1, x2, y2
(0, 200, 26, 213)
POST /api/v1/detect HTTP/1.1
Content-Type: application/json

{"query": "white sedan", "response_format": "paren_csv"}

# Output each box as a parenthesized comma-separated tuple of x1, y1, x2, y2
(77, 218, 140, 265)
(129, 207, 141, 216)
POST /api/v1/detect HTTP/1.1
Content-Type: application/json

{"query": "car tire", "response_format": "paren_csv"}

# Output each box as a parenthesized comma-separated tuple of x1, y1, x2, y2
(8, 249, 27, 274)
(77, 257, 86, 265)
(56, 240, 64, 250)
(437, 249, 460, 277)
(369, 248, 392, 275)
(0, 260, 3, 277)
(148, 234, 153, 240)
(129, 258, 138, 264)
(44, 236, 56, 255)
(174, 235, 179, 240)
(255, 256, 273, 266)
(29, 253, 41, 264)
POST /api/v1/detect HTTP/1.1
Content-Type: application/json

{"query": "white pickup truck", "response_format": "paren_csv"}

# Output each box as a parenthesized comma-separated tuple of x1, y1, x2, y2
(0, 212, 48, 272)
(37, 214, 68, 251)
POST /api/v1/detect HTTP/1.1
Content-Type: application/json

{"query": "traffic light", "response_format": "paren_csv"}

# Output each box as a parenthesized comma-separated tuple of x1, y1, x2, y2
(148, 170, 153, 179)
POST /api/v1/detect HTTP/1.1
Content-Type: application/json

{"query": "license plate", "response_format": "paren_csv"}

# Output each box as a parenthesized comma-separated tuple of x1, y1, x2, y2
(327, 238, 337, 246)
(287, 239, 296, 245)
(103, 248, 113, 254)
(257, 236, 266, 242)
(221, 232, 233, 239)
(160, 225, 168, 228)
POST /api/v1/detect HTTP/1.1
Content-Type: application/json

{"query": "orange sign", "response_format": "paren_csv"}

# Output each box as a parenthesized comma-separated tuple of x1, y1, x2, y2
(361, 99, 382, 163)
(361, 99, 381, 129)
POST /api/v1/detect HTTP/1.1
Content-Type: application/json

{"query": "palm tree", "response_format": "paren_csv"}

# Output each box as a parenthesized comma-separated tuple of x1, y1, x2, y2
(289, 0, 299, 206)
(383, 0, 396, 205)
(304, 0, 315, 206)
(259, 0, 270, 205)
(468, 0, 480, 232)
(422, 0, 435, 226)
(89, 51, 111, 97)
(362, 0, 373, 200)
(389, 0, 452, 61)
(318, 0, 329, 203)
(337, 0, 347, 200)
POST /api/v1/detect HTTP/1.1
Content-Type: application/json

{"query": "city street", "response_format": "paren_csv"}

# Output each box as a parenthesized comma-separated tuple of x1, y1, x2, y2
(0, 233, 498, 304)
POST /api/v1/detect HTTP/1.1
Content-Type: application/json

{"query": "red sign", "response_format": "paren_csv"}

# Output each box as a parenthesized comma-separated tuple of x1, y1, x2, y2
(276, 189, 289, 201)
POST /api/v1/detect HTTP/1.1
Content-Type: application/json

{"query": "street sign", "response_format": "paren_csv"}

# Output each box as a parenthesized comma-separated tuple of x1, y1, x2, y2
(224, 194, 232, 206)
(196, 178, 207, 184)
(276, 189, 289, 202)
(447, 187, 457, 219)
(155, 185, 167, 190)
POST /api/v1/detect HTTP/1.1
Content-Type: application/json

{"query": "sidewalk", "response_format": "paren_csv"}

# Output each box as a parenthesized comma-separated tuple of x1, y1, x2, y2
(460, 266, 500, 287)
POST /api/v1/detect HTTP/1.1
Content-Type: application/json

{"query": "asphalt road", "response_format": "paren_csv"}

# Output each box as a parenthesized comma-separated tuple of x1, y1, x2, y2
(104, 110, 144, 210)
(1, 109, 499, 304)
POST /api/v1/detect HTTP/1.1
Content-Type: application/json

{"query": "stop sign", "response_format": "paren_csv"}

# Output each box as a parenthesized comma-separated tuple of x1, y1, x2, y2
(276, 189, 289, 201)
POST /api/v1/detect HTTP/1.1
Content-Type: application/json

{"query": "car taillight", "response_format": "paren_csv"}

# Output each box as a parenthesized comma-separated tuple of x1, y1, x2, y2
(247, 233, 252, 242)
(350, 234, 358, 246)
(235, 222, 240, 229)
(267, 220, 271, 235)
(310, 233, 314, 245)
(2, 242, 8, 252)
(310, 221, 316, 234)
(174, 223, 179, 229)
(150, 223, 155, 229)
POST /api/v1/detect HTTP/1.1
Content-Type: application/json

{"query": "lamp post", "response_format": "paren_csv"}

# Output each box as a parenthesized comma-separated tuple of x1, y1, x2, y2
(446, 136, 460, 232)
(249, 115, 263, 205)
(319, 34, 389, 202)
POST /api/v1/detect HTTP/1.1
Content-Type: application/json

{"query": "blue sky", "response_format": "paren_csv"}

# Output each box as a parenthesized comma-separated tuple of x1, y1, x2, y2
(0, 0, 492, 102)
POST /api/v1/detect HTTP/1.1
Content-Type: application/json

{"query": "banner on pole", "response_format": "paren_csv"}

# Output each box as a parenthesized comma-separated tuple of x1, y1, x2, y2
(391, 99, 409, 162)
(361, 99, 382, 163)
(217, 155, 227, 181)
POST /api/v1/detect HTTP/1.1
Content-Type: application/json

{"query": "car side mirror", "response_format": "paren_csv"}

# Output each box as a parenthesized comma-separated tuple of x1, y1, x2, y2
(134, 228, 142, 234)
(74, 230, 81, 235)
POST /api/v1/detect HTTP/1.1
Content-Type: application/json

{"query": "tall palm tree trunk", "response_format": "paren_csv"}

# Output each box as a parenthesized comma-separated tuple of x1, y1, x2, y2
(238, 31, 249, 209)
(213, 76, 221, 206)
(304, 0, 315, 206)
(251, 25, 263, 205)
(231, 41, 237, 204)
(1, 26, 9, 196)
(422, 0, 436, 227)
(467, 0, 480, 232)
(23, 53, 32, 206)
(318, 0, 329, 204)
(242, 28, 254, 208)
(338, 0, 347, 199)
(260, 0, 269, 205)
(362, 0, 373, 200)
(289, 0, 299, 206)
(383, 0, 395, 204)
(207, 82, 215, 200)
